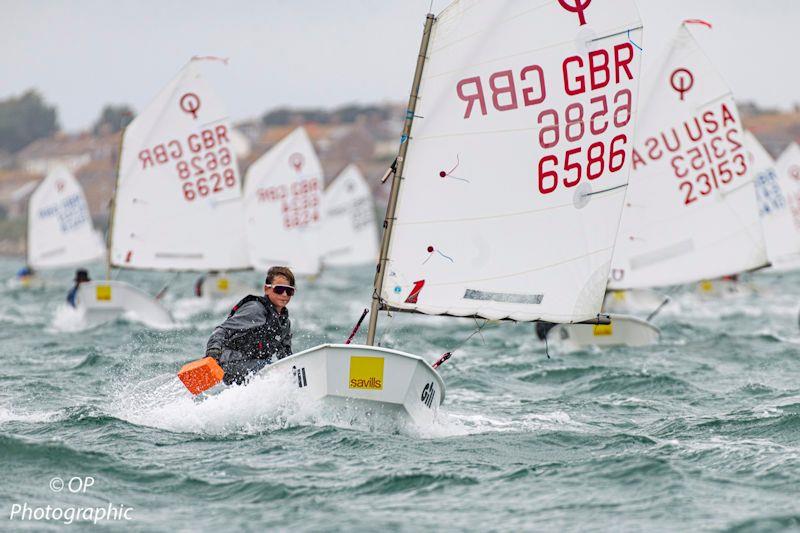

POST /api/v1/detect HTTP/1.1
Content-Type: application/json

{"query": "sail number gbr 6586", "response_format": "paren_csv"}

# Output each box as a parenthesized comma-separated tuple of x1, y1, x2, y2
(456, 43, 636, 196)
(536, 89, 631, 194)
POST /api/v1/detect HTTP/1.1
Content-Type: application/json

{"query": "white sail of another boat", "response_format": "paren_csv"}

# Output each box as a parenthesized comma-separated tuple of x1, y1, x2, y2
(82, 58, 246, 328)
(378, 0, 644, 323)
(110, 58, 249, 271)
(775, 143, 800, 271)
(243, 127, 324, 276)
(322, 164, 379, 266)
(747, 132, 800, 270)
(27, 166, 105, 269)
(608, 22, 767, 291)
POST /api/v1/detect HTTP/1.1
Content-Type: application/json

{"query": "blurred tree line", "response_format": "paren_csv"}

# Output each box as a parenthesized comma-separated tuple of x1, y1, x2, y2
(92, 104, 134, 135)
(0, 89, 135, 154)
(0, 90, 59, 153)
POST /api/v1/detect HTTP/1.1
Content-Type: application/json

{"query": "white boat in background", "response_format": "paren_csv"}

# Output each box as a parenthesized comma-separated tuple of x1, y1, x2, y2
(775, 143, 800, 330)
(610, 21, 767, 290)
(79, 57, 252, 327)
(28, 166, 105, 270)
(243, 127, 324, 277)
(75, 280, 174, 329)
(602, 288, 666, 315)
(748, 131, 800, 270)
(221, 0, 645, 427)
(691, 133, 794, 297)
(195, 271, 254, 300)
(322, 164, 379, 267)
(554, 21, 767, 348)
(773, 143, 800, 272)
(547, 315, 660, 351)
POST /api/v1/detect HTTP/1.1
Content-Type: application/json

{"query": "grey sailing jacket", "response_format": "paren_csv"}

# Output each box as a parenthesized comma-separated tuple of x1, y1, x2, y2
(205, 295, 292, 385)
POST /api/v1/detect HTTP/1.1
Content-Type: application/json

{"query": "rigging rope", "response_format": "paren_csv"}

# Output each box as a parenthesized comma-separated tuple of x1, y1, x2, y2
(433, 318, 489, 369)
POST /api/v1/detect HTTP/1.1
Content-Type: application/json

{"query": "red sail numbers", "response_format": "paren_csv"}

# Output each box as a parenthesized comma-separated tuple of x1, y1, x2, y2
(456, 43, 637, 196)
(257, 178, 321, 229)
(631, 102, 746, 206)
(137, 125, 238, 202)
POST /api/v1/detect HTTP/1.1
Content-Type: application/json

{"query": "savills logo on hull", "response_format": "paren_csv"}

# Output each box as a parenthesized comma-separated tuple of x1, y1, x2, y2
(349, 377, 382, 389)
(348, 356, 385, 390)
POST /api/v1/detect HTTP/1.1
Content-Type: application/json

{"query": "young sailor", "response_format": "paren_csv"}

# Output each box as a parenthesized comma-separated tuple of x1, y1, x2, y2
(205, 266, 295, 385)
(66, 269, 91, 307)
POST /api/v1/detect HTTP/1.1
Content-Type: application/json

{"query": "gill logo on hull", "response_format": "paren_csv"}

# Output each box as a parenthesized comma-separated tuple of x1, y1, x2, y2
(421, 382, 436, 408)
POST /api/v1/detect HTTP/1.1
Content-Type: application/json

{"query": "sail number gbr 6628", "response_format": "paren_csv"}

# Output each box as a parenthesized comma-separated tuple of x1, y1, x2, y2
(137, 125, 238, 202)
(456, 43, 636, 195)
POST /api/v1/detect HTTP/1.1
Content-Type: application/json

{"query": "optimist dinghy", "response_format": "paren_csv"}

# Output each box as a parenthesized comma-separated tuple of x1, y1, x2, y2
(321, 164, 379, 267)
(602, 288, 666, 315)
(179, 0, 645, 427)
(78, 58, 251, 326)
(195, 272, 254, 300)
(14, 166, 105, 289)
(748, 132, 800, 271)
(545, 314, 660, 351)
(260, 344, 444, 426)
(27, 166, 105, 270)
(75, 280, 173, 329)
(688, 133, 800, 299)
(243, 127, 325, 278)
(552, 21, 768, 349)
(776, 142, 800, 268)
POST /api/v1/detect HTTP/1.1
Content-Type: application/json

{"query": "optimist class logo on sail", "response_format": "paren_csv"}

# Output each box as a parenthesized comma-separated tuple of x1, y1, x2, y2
(455, 36, 638, 196)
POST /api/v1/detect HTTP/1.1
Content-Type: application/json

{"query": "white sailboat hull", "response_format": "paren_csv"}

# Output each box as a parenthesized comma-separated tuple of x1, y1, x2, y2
(603, 289, 666, 314)
(547, 314, 660, 350)
(76, 280, 174, 328)
(199, 273, 253, 300)
(695, 279, 757, 298)
(253, 344, 445, 427)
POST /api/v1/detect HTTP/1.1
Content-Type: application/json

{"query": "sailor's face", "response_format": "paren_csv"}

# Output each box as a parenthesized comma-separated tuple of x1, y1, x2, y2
(265, 275, 293, 310)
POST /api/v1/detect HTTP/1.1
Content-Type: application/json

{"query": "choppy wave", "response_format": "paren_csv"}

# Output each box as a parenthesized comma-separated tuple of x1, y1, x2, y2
(1, 260, 800, 530)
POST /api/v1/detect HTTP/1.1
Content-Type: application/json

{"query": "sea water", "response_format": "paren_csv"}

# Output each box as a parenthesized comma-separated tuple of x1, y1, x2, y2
(0, 257, 799, 531)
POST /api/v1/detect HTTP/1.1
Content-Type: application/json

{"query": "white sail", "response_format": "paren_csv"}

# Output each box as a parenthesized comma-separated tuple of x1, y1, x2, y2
(243, 127, 324, 276)
(747, 132, 800, 269)
(608, 23, 767, 290)
(322, 164, 379, 266)
(27, 166, 105, 269)
(775, 143, 800, 270)
(110, 59, 249, 271)
(380, 0, 644, 322)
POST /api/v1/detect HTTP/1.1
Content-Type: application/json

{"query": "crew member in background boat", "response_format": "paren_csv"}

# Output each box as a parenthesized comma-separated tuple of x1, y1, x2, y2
(16, 265, 34, 286)
(535, 321, 557, 341)
(205, 266, 294, 385)
(194, 273, 209, 298)
(67, 269, 91, 308)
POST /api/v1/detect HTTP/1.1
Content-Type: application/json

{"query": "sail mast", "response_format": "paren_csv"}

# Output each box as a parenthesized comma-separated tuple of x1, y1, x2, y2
(366, 13, 435, 346)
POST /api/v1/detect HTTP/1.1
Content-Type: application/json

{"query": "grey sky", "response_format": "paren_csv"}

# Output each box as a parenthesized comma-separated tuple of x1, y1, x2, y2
(2, 0, 798, 132)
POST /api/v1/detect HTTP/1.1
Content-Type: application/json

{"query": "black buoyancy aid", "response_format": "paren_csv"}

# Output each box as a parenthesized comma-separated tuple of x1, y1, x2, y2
(226, 295, 287, 362)
(228, 294, 265, 318)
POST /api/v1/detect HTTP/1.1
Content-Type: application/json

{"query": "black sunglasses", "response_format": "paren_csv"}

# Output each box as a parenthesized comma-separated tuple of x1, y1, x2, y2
(267, 284, 295, 296)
